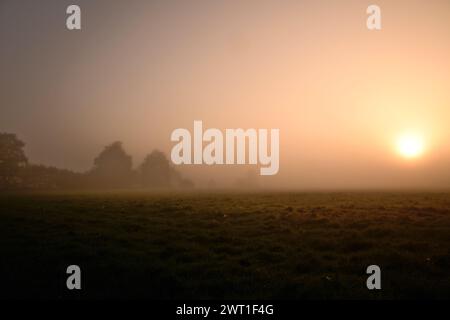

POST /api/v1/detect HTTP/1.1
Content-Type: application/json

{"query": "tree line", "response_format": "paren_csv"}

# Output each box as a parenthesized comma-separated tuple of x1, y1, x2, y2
(0, 133, 194, 190)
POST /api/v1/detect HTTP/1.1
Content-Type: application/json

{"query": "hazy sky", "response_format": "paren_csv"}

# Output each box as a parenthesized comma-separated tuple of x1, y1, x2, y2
(1, 0, 449, 189)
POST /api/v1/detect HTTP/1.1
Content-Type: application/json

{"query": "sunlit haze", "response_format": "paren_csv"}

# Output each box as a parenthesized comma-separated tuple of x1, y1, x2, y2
(1, 0, 450, 189)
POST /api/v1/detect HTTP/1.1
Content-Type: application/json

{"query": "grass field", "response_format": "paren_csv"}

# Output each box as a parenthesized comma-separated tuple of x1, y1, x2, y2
(0, 191, 449, 299)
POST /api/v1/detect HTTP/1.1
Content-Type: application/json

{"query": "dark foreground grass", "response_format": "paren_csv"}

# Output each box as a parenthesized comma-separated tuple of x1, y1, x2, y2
(0, 191, 449, 299)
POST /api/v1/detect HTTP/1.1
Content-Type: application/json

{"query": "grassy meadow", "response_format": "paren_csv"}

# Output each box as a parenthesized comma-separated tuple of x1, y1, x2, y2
(0, 191, 449, 299)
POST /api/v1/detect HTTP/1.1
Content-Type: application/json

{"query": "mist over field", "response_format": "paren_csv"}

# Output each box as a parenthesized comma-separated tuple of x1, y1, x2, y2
(0, 0, 449, 302)
(1, 0, 450, 190)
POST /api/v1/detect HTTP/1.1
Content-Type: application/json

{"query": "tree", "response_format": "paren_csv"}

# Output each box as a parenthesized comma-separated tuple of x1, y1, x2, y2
(168, 166, 194, 189)
(90, 141, 133, 188)
(140, 150, 171, 188)
(21, 164, 85, 190)
(0, 133, 28, 189)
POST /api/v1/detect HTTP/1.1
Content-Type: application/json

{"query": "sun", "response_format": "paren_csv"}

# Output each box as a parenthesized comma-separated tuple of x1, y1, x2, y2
(396, 133, 424, 159)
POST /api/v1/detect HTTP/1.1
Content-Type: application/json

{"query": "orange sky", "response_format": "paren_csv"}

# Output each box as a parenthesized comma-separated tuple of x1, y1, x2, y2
(1, 0, 449, 188)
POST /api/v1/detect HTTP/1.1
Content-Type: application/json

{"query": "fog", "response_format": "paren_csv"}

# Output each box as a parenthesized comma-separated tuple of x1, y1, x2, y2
(1, 0, 450, 189)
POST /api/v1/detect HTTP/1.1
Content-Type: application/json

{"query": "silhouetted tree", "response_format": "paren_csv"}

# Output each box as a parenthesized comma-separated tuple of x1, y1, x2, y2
(21, 164, 85, 190)
(169, 166, 194, 189)
(140, 150, 195, 189)
(0, 133, 28, 189)
(0, 134, 195, 191)
(140, 150, 171, 188)
(89, 141, 133, 188)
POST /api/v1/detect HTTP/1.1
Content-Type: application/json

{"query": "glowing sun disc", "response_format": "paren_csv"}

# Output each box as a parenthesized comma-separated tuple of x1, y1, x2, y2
(396, 133, 424, 158)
